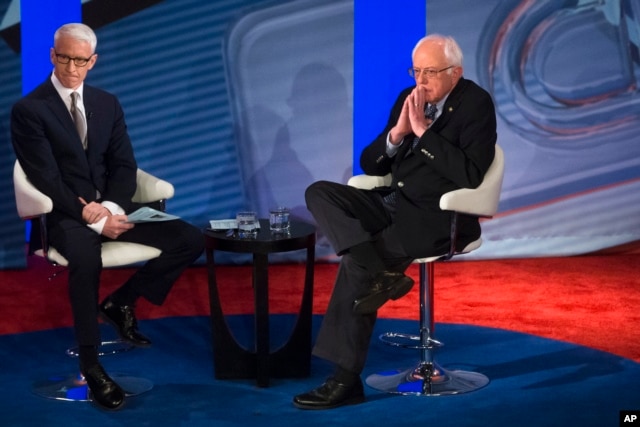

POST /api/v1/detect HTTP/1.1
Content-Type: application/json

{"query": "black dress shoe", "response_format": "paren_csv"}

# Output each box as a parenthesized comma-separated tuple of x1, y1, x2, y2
(81, 363, 125, 410)
(99, 298, 152, 347)
(352, 271, 414, 315)
(293, 377, 365, 410)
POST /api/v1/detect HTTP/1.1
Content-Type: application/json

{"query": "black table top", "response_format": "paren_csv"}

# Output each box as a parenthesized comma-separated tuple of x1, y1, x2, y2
(204, 219, 316, 254)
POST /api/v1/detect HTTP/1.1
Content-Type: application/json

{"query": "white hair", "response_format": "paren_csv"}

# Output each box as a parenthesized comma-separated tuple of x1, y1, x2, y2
(54, 23, 97, 53)
(412, 34, 463, 67)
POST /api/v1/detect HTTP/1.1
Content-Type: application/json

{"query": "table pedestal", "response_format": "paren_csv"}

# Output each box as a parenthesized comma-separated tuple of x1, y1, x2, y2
(205, 220, 315, 387)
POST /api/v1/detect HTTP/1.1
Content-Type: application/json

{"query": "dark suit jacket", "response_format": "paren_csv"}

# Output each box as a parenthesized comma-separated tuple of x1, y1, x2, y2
(11, 77, 138, 227)
(360, 77, 497, 258)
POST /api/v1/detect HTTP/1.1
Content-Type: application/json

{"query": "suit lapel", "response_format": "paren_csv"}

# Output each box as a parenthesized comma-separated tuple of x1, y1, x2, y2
(83, 87, 96, 151)
(42, 80, 87, 150)
(40, 79, 92, 175)
(43, 81, 75, 134)
(430, 77, 467, 133)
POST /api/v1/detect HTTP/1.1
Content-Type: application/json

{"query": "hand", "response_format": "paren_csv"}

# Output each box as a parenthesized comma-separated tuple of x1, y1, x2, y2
(407, 87, 432, 137)
(80, 197, 111, 225)
(388, 98, 413, 144)
(102, 214, 134, 240)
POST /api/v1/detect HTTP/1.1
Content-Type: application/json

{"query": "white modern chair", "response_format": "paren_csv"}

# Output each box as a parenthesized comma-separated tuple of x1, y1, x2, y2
(14, 161, 174, 269)
(348, 144, 504, 396)
(13, 160, 175, 402)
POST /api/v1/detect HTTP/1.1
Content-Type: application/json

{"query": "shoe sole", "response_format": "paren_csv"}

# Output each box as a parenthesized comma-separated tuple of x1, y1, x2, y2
(352, 276, 414, 315)
(292, 395, 365, 410)
(88, 390, 125, 411)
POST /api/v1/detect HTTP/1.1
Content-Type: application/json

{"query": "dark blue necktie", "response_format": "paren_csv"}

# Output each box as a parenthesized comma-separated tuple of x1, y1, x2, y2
(411, 104, 438, 150)
(425, 103, 438, 120)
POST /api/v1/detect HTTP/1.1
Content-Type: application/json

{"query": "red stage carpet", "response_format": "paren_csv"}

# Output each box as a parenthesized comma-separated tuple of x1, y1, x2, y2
(1, 253, 638, 363)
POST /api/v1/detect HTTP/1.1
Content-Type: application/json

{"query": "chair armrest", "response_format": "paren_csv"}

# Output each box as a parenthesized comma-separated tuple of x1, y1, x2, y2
(13, 161, 53, 219)
(133, 169, 175, 204)
(439, 187, 498, 217)
(347, 174, 391, 190)
(439, 145, 504, 217)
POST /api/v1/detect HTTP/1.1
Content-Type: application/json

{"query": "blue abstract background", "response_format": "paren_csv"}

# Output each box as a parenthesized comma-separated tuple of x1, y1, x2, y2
(1, 0, 638, 269)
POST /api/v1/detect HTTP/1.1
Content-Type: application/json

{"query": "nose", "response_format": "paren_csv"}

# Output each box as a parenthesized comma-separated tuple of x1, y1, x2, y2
(416, 72, 429, 84)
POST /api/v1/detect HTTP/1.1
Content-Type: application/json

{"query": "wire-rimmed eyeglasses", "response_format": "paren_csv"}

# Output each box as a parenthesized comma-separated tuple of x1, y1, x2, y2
(408, 65, 454, 79)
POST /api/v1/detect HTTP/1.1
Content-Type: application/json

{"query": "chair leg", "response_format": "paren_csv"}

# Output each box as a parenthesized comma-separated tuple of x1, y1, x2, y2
(366, 261, 489, 395)
(419, 262, 440, 365)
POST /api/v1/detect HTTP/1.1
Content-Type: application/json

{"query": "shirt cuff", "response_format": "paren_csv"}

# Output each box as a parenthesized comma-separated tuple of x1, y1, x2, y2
(386, 132, 403, 157)
(101, 200, 125, 215)
(85, 201, 124, 235)
(87, 216, 107, 235)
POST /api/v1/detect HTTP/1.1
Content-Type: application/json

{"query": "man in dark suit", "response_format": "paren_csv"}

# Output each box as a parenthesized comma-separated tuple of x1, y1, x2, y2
(293, 34, 497, 409)
(11, 23, 204, 410)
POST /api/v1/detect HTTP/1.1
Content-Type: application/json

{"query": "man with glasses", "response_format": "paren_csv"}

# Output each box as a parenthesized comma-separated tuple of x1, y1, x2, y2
(293, 34, 497, 409)
(11, 23, 204, 410)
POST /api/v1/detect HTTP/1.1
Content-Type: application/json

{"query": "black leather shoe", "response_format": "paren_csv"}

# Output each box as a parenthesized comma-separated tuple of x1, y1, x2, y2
(99, 297, 152, 347)
(353, 271, 414, 315)
(81, 363, 125, 411)
(293, 377, 365, 410)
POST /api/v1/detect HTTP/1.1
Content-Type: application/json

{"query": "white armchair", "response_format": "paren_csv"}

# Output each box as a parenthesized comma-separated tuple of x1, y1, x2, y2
(13, 161, 174, 267)
(349, 144, 505, 396)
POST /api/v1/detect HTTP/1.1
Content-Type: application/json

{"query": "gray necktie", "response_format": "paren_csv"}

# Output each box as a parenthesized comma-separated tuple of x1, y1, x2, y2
(70, 92, 87, 149)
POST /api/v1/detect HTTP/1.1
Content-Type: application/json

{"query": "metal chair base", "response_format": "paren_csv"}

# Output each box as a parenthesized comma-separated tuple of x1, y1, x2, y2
(32, 372, 153, 402)
(368, 259, 489, 396)
(366, 361, 489, 396)
(65, 340, 134, 357)
(36, 341, 146, 402)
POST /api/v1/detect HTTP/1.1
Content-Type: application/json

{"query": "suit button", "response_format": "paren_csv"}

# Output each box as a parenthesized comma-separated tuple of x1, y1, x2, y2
(398, 181, 404, 187)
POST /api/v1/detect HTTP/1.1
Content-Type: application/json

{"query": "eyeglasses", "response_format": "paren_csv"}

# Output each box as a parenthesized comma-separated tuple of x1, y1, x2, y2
(54, 51, 95, 67)
(408, 65, 454, 79)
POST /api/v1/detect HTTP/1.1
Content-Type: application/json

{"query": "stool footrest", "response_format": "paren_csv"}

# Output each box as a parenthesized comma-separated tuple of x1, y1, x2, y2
(65, 340, 135, 357)
(379, 332, 443, 350)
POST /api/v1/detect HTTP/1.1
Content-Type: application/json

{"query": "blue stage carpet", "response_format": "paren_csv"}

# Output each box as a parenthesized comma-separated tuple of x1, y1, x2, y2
(1, 315, 638, 427)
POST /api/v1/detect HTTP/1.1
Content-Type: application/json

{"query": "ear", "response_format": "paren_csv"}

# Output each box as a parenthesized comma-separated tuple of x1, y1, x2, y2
(450, 66, 463, 86)
(86, 53, 98, 71)
(49, 48, 56, 66)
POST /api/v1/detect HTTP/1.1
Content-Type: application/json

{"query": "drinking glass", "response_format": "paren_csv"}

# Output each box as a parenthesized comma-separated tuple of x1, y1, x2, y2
(236, 211, 258, 239)
(269, 207, 290, 234)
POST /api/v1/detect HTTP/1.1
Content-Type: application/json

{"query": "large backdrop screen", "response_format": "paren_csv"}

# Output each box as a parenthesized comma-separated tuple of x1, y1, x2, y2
(0, 0, 638, 268)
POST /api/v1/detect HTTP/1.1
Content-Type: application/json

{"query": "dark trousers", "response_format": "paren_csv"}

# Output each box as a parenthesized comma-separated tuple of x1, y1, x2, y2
(48, 217, 204, 346)
(305, 181, 413, 373)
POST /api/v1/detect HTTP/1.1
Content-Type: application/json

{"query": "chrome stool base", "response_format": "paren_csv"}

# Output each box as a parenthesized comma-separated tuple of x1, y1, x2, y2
(368, 258, 490, 396)
(366, 362, 489, 396)
(65, 340, 134, 357)
(35, 341, 148, 402)
(32, 372, 153, 402)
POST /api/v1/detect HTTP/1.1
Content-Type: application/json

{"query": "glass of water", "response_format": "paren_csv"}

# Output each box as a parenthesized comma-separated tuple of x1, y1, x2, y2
(236, 211, 258, 239)
(269, 207, 290, 234)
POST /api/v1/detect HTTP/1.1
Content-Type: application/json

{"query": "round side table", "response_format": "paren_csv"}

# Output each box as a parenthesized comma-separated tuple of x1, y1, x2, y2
(204, 219, 316, 387)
